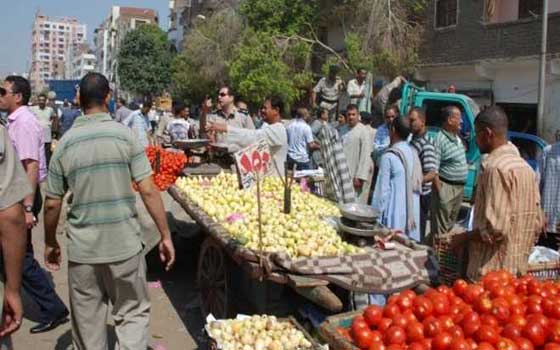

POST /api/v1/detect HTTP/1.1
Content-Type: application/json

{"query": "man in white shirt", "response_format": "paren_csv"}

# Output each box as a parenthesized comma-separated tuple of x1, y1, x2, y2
(166, 101, 194, 142)
(347, 68, 373, 114)
(311, 65, 345, 121)
(30, 94, 56, 165)
(207, 96, 288, 177)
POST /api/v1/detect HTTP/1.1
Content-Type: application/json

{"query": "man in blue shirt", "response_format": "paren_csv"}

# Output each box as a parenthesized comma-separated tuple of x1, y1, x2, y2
(373, 105, 399, 164)
(124, 101, 152, 147)
(59, 99, 81, 137)
(286, 106, 318, 170)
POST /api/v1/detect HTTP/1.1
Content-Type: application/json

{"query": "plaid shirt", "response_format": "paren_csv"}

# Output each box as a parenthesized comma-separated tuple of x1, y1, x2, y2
(539, 143, 560, 233)
(318, 124, 356, 203)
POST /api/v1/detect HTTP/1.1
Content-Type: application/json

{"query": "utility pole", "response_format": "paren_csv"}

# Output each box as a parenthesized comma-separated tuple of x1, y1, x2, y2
(537, 0, 549, 137)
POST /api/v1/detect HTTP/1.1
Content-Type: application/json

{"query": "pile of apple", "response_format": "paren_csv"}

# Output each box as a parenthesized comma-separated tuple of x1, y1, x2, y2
(175, 172, 361, 258)
(338, 270, 560, 350)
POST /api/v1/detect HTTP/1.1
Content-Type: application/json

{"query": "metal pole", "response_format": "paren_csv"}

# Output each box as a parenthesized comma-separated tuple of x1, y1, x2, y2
(537, 0, 549, 137)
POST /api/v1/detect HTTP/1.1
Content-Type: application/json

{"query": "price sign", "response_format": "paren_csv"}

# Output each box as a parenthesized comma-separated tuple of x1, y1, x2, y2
(234, 139, 273, 190)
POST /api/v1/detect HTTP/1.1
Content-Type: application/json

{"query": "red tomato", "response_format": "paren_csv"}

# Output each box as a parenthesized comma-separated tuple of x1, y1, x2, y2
(476, 296, 493, 314)
(387, 345, 405, 350)
(544, 344, 560, 350)
(450, 305, 465, 323)
(466, 339, 478, 350)
(508, 315, 527, 329)
(414, 297, 434, 321)
(526, 302, 543, 315)
(453, 280, 469, 296)
(403, 309, 419, 325)
(423, 317, 442, 338)
(513, 338, 533, 350)
(450, 338, 471, 350)
(409, 342, 427, 350)
(501, 324, 522, 340)
(464, 285, 485, 304)
(398, 295, 414, 311)
(352, 317, 370, 336)
(478, 342, 496, 350)
(354, 328, 375, 349)
(481, 315, 499, 328)
(378, 318, 394, 333)
(370, 330, 383, 343)
(385, 326, 406, 345)
(526, 314, 549, 330)
(437, 286, 455, 299)
(432, 295, 451, 316)
(449, 325, 465, 340)
(364, 306, 384, 327)
(421, 338, 433, 350)
(392, 314, 409, 329)
(438, 315, 455, 331)
(406, 321, 425, 343)
(491, 303, 511, 323)
(432, 332, 453, 350)
(550, 321, 560, 343)
(476, 325, 500, 344)
(369, 341, 386, 350)
(509, 305, 526, 317)
(522, 323, 546, 347)
(462, 312, 481, 337)
(495, 337, 519, 350)
(385, 304, 402, 319)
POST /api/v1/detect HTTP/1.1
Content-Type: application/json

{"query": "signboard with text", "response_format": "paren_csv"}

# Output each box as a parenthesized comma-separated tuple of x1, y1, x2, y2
(234, 139, 273, 190)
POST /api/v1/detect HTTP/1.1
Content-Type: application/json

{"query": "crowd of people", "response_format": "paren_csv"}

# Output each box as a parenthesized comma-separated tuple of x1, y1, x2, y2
(0, 65, 558, 347)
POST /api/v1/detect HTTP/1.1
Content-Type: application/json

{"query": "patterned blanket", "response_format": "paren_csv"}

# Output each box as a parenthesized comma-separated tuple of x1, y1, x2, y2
(169, 186, 439, 293)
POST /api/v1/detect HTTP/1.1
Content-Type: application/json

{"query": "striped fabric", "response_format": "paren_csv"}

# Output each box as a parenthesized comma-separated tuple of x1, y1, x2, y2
(432, 130, 468, 183)
(410, 133, 437, 195)
(318, 125, 356, 203)
(539, 143, 560, 233)
(46, 113, 152, 264)
(467, 143, 544, 281)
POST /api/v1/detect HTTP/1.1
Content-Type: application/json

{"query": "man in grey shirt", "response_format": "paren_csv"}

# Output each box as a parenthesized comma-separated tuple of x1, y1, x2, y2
(115, 98, 132, 123)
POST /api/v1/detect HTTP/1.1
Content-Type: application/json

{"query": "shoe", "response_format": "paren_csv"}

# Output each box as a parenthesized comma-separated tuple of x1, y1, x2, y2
(30, 310, 69, 334)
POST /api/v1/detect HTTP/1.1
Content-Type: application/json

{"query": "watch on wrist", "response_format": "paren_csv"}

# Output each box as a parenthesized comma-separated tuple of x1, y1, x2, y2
(24, 205, 33, 213)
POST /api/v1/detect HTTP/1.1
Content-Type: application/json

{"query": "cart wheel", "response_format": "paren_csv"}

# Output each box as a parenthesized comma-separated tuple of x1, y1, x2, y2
(197, 238, 228, 318)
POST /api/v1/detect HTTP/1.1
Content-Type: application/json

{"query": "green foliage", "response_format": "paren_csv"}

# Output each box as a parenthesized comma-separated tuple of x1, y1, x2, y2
(239, 0, 318, 34)
(118, 24, 173, 97)
(344, 33, 375, 73)
(170, 8, 243, 102)
(228, 31, 311, 110)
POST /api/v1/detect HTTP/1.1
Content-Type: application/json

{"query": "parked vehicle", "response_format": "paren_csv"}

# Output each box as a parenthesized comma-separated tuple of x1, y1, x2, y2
(400, 83, 546, 200)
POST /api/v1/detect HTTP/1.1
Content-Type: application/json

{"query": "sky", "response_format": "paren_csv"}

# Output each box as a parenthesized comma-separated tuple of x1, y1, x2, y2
(0, 0, 169, 77)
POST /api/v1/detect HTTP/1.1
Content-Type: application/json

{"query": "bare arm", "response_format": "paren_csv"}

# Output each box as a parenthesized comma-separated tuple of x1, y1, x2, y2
(43, 197, 63, 271)
(310, 91, 317, 108)
(0, 204, 27, 336)
(21, 159, 39, 228)
(137, 177, 175, 270)
(423, 170, 437, 184)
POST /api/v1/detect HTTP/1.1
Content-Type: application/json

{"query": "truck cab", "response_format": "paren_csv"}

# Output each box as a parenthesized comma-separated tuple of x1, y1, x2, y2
(399, 83, 546, 200)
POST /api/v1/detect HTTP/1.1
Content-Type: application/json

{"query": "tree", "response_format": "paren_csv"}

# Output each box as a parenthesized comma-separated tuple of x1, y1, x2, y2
(118, 24, 173, 98)
(239, 0, 319, 35)
(171, 8, 243, 102)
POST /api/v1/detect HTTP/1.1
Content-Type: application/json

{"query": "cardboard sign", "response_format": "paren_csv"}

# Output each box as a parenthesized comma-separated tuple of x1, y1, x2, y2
(234, 139, 273, 189)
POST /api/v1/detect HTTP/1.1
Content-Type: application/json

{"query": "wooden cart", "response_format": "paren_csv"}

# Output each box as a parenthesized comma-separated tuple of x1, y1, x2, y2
(168, 186, 345, 319)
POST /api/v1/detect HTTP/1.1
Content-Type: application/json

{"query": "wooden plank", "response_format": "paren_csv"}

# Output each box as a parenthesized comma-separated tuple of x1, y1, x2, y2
(287, 274, 329, 288)
(292, 285, 343, 312)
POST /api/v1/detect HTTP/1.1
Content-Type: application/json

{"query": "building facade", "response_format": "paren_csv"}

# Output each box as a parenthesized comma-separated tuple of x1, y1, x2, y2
(417, 0, 560, 141)
(94, 6, 158, 87)
(30, 13, 87, 93)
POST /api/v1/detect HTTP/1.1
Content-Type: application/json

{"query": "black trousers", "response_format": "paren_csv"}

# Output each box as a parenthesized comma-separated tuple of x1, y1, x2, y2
(22, 189, 67, 323)
(420, 192, 432, 244)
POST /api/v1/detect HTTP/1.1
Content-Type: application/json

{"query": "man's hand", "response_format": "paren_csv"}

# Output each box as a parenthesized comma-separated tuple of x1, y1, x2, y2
(159, 238, 175, 271)
(432, 176, 442, 193)
(44, 240, 62, 271)
(206, 122, 228, 134)
(353, 178, 363, 189)
(449, 231, 469, 254)
(24, 212, 36, 229)
(0, 289, 23, 337)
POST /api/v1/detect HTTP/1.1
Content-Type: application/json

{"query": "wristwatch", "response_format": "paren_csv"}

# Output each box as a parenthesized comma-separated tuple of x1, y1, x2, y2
(24, 205, 33, 213)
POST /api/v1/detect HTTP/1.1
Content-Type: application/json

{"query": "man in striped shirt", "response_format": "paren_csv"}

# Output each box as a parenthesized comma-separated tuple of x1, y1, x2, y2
(430, 106, 468, 240)
(452, 107, 544, 281)
(409, 107, 437, 241)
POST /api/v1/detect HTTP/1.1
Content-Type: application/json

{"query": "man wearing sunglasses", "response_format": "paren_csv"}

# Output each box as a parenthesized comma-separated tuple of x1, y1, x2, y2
(0, 76, 69, 333)
(206, 86, 255, 151)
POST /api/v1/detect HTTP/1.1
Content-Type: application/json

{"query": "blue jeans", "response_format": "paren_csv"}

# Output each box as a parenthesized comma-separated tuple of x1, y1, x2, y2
(287, 156, 312, 171)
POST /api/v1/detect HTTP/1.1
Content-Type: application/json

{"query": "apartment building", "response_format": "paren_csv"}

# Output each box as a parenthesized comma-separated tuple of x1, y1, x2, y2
(65, 43, 96, 80)
(94, 6, 158, 87)
(29, 13, 87, 93)
(417, 0, 560, 141)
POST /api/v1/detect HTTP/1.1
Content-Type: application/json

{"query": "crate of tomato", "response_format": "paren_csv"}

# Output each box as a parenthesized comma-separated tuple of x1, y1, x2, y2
(134, 146, 187, 191)
(320, 270, 560, 350)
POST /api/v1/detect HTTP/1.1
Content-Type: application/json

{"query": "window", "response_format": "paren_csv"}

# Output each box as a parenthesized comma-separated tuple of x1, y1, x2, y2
(435, 0, 458, 28)
(519, 0, 543, 19)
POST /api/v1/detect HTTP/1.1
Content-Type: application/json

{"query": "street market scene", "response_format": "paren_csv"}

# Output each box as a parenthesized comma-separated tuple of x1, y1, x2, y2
(1, 0, 560, 349)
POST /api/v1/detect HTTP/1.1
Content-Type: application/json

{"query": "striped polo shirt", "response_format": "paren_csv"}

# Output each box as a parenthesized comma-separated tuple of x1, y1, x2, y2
(46, 113, 152, 264)
(410, 133, 437, 195)
(432, 129, 468, 184)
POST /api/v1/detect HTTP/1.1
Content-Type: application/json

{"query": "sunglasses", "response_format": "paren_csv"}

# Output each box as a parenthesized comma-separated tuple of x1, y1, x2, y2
(218, 92, 228, 97)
